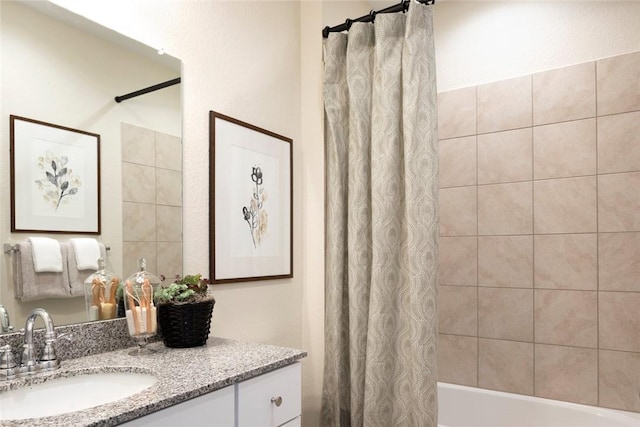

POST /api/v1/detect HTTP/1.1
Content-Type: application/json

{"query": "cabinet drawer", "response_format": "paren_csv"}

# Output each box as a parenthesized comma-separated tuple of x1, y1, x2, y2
(236, 362, 301, 427)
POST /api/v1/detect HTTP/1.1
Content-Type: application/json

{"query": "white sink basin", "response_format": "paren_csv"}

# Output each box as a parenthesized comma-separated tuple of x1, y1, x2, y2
(0, 371, 157, 420)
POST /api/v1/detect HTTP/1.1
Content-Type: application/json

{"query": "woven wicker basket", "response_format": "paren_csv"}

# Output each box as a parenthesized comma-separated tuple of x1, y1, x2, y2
(157, 300, 215, 348)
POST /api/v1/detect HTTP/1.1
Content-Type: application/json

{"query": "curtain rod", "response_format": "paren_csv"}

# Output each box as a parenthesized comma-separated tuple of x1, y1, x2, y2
(115, 77, 181, 103)
(322, 0, 435, 39)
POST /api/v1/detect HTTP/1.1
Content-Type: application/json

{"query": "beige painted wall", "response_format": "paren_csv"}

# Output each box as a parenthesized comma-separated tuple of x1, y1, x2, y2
(434, 1, 640, 91)
(48, 0, 304, 348)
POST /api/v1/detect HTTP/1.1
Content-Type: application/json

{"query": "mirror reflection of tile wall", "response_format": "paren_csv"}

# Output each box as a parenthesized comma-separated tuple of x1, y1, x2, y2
(121, 123, 183, 280)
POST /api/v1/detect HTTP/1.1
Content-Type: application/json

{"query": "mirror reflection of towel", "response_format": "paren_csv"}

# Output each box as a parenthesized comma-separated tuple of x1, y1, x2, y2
(14, 242, 71, 301)
(27, 237, 63, 272)
(69, 238, 101, 270)
(67, 242, 107, 297)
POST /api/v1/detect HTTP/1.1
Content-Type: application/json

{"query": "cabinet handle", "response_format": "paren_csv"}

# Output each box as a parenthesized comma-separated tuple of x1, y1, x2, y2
(271, 396, 283, 407)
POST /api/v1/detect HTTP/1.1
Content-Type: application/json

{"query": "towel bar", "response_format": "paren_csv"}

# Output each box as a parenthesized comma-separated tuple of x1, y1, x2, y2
(3, 243, 110, 254)
(3, 244, 18, 254)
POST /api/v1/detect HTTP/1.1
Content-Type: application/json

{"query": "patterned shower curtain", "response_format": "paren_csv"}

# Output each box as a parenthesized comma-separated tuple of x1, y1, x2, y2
(321, 3, 438, 427)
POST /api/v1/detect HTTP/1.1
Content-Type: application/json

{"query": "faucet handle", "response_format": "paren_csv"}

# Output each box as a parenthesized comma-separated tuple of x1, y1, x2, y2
(0, 345, 16, 369)
(0, 345, 17, 381)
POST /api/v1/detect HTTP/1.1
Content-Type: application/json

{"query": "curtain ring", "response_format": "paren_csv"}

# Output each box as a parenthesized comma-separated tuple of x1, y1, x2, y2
(345, 18, 353, 30)
(369, 9, 377, 22)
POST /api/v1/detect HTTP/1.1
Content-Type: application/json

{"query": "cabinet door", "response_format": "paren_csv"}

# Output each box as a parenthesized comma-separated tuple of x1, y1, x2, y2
(236, 362, 302, 427)
(121, 385, 235, 426)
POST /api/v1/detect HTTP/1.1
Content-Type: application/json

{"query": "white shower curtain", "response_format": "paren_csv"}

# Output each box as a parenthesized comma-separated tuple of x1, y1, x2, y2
(322, 3, 439, 427)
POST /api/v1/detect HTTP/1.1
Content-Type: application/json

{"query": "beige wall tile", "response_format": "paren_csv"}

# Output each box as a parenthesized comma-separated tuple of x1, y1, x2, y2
(598, 111, 640, 174)
(478, 288, 533, 341)
(121, 123, 155, 166)
(436, 50, 640, 413)
(437, 87, 476, 139)
(599, 291, 640, 352)
(156, 168, 182, 207)
(122, 162, 156, 203)
(533, 119, 596, 179)
(123, 202, 156, 242)
(534, 290, 597, 348)
(598, 172, 640, 232)
(439, 237, 477, 286)
(478, 128, 532, 184)
(478, 236, 533, 288)
(533, 62, 596, 125)
(439, 136, 477, 188)
(438, 334, 478, 386)
(599, 350, 640, 412)
(155, 132, 182, 171)
(157, 205, 182, 242)
(599, 232, 640, 292)
(478, 182, 532, 235)
(597, 51, 640, 116)
(478, 338, 534, 395)
(123, 242, 157, 278)
(157, 242, 183, 279)
(534, 176, 597, 234)
(438, 285, 478, 336)
(440, 186, 477, 236)
(534, 234, 597, 290)
(478, 75, 532, 134)
(535, 344, 598, 405)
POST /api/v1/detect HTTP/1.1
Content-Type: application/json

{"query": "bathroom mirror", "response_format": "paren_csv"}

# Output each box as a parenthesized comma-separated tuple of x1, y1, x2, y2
(0, 0, 182, 330)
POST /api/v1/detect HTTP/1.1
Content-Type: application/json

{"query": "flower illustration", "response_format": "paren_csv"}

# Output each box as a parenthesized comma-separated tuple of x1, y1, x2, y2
(251, 167, 263, 185)
(242, 165, 268, 248)
(34, 151, 81, 211)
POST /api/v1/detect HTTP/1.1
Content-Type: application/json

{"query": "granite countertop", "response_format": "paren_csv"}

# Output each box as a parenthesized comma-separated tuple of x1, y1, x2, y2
(1, 337, 307, 426)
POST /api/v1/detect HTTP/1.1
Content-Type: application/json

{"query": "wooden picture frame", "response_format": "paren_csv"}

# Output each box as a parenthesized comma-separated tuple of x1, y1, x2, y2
(10, 115, 101, 234)
(209, 111, 292, 284)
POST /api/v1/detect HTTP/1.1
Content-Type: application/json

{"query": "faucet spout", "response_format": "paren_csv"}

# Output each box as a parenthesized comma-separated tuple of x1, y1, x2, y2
(24, 308, 57, 345)
(20, 308, 60, 374)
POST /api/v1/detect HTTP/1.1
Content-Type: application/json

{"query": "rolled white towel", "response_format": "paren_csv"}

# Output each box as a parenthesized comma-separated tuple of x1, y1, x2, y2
(27, 237, 63, 273)
(69, 238, 101, 270)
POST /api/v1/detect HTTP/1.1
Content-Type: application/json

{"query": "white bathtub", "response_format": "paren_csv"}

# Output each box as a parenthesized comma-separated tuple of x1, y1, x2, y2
(438, 382, 640, 427)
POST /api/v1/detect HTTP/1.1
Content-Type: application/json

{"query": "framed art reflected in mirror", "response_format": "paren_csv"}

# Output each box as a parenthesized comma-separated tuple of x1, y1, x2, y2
(10, 115, 100, 234)
(209, 111, 292, 284)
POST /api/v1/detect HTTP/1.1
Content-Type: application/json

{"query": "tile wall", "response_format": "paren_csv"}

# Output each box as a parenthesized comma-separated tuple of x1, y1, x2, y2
(121, 123, 183, 280)
(437, 50, 640, 412)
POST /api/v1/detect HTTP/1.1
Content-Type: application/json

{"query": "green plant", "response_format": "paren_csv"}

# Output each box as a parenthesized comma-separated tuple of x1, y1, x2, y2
(155, 274, 213, 305)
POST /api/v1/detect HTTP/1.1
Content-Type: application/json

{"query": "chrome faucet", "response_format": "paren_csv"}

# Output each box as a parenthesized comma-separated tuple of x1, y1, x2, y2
(0, 304, 12, 333)
(19, 308, 60, 375)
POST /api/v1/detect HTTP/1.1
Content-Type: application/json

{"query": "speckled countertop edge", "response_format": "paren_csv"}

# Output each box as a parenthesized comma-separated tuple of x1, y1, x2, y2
(0, 338, 307, 426)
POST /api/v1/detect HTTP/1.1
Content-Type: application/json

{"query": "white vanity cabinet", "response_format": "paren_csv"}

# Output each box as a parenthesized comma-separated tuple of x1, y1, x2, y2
(122, 362, 302, 427)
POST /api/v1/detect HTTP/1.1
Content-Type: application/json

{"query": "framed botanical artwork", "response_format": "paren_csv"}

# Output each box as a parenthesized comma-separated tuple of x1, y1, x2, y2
(10, 115, 101, 234)
(209, 111, 292, 284)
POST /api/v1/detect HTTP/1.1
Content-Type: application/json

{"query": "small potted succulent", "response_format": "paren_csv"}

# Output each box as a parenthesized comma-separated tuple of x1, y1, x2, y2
(154, 274, 215, 348)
